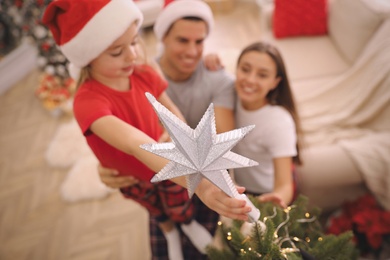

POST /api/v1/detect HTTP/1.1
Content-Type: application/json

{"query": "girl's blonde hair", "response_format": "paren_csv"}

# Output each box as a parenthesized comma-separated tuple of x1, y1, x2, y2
(76, 67, 91, 89)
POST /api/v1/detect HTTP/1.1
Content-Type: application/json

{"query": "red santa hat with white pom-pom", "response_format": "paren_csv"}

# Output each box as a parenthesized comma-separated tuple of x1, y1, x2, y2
(42, 0, 143, 80)
(153, 0, 214, 41)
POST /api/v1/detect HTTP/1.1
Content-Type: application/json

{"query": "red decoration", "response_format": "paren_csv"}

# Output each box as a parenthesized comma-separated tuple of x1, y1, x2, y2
(41, 42, 51, 51)
(272, 0, 328, 39)
(35, 73, 76, 111)
(327, 193, 390, 256)
(15, 0, 23, 8)
(22, 25, 30, 32)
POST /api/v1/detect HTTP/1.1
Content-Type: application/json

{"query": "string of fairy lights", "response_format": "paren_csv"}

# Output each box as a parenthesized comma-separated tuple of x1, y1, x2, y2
(218, 205, 323, 259)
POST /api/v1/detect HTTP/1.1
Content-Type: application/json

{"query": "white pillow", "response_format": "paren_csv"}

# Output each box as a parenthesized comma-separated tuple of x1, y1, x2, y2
(328, 0, 383, 64)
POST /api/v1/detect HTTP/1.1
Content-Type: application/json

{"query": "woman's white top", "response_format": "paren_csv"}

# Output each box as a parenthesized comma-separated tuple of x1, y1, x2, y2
(233, 102, 297, 194)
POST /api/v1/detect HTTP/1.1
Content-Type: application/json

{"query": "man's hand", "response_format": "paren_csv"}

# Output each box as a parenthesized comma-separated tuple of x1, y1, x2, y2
(195, 179, 252, 221)
(98, 163, 139, 189)
(203, 53, 224, 71)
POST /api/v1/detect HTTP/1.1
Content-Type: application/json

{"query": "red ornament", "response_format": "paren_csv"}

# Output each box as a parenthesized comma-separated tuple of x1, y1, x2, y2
(41, 42, 51, 51)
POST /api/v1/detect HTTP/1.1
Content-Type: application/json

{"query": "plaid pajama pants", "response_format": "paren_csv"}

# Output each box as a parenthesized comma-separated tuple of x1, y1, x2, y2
(149, 195, 219, 260)
(120, 180, 194, 223)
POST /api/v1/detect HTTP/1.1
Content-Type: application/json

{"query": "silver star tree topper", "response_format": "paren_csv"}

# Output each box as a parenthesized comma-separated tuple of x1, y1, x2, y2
(141, 93, 261, 222)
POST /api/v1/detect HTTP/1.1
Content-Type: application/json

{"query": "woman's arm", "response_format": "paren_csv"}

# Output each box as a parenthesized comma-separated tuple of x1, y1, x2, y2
(258, 157, 294, 208)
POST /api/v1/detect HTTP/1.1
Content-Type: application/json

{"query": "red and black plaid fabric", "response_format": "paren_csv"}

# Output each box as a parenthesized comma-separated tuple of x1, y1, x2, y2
(120, 180, 194, 223)
(150, 195, 219, 260)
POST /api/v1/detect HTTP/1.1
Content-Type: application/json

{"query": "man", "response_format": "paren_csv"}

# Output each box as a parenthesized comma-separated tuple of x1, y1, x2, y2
(153, 0, 235, 133)
(99, 1, 236, 259)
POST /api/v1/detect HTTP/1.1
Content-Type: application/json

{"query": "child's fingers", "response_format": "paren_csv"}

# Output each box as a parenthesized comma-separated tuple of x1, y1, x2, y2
(219, 199, 251, 221)
(236, 186, 246, 194)
(196, 180, 251, 221)
(214, 191, 252, 221)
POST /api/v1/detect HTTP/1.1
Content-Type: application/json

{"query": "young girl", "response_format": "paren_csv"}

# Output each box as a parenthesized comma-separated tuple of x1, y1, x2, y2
(233, 42, 303, 208)
(42, 0, 251, 258)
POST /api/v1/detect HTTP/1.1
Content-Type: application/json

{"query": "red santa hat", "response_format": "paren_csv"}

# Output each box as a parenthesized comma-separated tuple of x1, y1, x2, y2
(153, 0, 214, 41)
(42, 0, 143, 79)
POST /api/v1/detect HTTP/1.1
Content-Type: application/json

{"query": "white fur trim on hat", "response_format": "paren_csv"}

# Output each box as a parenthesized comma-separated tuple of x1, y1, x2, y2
(68, 63, 80, 81)
(154, 0, 214, 41)
(61, 0, 143, 75)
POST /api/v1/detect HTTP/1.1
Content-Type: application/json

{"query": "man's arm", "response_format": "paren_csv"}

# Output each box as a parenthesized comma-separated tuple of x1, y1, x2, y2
(98, 163, 139, 188)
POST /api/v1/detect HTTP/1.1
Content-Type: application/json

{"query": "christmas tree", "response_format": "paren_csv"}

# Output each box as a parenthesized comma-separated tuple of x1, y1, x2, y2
(0, 0, 23, 56)
(1, 0, 75, 115)
(207, 195, 359, 259)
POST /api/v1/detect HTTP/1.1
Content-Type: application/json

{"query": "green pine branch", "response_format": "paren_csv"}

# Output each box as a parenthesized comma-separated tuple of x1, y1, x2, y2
(207, 195, 359, 259)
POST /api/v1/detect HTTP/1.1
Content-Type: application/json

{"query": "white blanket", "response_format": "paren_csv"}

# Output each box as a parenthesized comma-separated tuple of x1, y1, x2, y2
(294, 19, 390, 209)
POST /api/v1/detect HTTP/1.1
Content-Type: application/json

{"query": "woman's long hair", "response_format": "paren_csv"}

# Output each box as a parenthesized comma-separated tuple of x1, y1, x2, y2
(237, 42, 303, 165)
